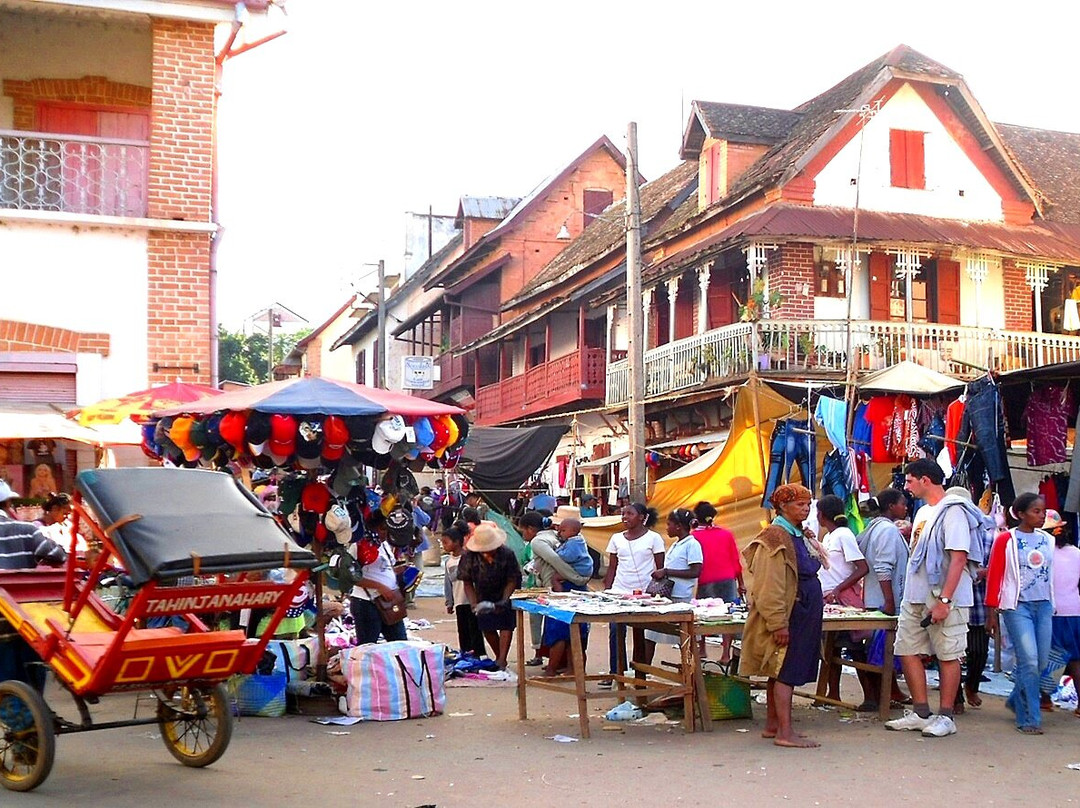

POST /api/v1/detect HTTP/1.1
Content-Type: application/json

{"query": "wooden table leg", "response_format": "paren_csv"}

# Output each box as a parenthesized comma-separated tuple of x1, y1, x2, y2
(815, 630, 837, 702)
(614, 621, 628, 701)
(879, 628, 896, 722)
(516, 608, 527, 720)
(691, 628, 713, 732)
(678, 621, 700, 733)
(569, 621, 590, 739)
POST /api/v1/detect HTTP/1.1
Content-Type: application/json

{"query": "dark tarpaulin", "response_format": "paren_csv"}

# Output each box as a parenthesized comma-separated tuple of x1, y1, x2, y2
(458, 424, 569, 511)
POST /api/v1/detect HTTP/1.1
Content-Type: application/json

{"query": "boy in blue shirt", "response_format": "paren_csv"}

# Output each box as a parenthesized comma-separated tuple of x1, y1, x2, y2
(553, 508, 593, 586)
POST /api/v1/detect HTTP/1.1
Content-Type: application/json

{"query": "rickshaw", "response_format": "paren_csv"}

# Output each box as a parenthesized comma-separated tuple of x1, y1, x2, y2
(0, 467, 318, 792)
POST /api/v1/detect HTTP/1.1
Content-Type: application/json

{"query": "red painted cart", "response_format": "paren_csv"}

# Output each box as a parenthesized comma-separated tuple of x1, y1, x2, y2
(0, 467, 318, 792)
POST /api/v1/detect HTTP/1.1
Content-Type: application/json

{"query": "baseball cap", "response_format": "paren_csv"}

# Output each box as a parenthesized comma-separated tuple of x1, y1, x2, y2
(385, 506, 415, 547)
(268, 413, 298, 464)
(0, 479, 18, 503)
(169, 416, 201, 463)
(322, 415, 349, 462)
(245, 411, 272, 456)
(295, 417, 324, 469)
(371, 415, 406, 454)
(412, 417, 435, 449)
(218, 410, 248, 453)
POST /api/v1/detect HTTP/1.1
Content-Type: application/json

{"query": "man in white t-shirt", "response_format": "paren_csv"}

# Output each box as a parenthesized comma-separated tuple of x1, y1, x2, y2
(885, 459, 971, 739)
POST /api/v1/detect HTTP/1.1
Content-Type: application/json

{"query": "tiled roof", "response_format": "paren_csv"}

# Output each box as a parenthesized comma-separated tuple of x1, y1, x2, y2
(996, 123, 1080, 224)
(681, 102, 802, 157)
(501, 160, 698, 310)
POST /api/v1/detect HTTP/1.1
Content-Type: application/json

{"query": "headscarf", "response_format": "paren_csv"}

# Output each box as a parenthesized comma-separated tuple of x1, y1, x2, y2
(769, 484, 812, 508)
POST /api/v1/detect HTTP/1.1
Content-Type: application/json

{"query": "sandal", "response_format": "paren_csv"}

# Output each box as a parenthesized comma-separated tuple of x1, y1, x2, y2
(854, 701, 879, 713)
(889, 698, 913, 709)
(525, 657, 544, 667)
(1016, 725, 1044, 735)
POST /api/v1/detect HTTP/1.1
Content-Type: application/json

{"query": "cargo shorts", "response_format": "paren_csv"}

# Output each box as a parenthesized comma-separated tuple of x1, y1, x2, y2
(893, 599, 969, 661)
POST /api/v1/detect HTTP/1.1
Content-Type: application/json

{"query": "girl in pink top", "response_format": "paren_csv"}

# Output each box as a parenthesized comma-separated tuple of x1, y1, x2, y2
(1048, 510, 1080, 717)
(693, 501, 745, 662)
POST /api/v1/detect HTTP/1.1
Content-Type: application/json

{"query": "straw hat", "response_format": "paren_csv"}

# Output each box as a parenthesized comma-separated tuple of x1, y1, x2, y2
(550, 505, 581, 526)
(468, 521, 507, 553)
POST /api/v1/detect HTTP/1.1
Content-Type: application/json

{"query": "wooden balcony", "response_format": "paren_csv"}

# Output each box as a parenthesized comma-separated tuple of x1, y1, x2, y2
(475, 347, 607, 425)
(605, 320, 1080, 406)
(414, 351, 475, 401)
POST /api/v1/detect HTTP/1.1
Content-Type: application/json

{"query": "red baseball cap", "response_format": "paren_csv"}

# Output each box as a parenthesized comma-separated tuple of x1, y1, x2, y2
(268, 413, 297, 461)
(323, 415, 349, 461)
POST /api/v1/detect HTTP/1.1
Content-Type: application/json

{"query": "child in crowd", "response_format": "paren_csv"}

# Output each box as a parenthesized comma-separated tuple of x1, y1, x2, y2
(442, 524, 485, 657)
(554, 513, 594, 588)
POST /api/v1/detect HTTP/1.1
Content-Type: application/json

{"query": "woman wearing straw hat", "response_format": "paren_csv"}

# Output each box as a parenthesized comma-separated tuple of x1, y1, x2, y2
(457, 521, 522, 669)
(740, 483, 828, 748)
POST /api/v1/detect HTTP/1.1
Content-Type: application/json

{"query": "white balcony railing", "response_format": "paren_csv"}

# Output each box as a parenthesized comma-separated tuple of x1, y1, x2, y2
(0, 129, 148, 218)
(605, 319, 1080, 405)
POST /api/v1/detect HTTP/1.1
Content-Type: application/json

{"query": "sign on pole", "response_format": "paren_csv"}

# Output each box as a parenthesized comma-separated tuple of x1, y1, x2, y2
(401, 356, 434, 390)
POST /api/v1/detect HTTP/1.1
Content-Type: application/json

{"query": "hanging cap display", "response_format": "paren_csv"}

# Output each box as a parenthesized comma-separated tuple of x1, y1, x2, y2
(429, 416, 451, 451)
(371, 415, 407, 454)
(246, 411, 272, 455)
(295, 417, 324, 459)
(450, 414, 470, 447)
(412, 417, 435, 449)
(385, 506, 415, 548)
(344, 415, 375, 447)
(300, 481, 332, 515)
(322, 415, 350, 461)
(219, 410, 248, 453)
(443, 416, 460, 448)
(268, 413, 297, 460)
(169, 416, 201, 463)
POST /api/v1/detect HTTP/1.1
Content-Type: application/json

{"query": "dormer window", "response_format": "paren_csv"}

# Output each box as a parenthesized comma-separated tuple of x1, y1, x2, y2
(889, 129, 925, 189)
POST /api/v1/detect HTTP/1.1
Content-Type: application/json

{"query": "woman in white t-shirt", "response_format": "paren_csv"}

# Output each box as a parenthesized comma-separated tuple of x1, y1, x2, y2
(816, 494, 870, 707)
(601, 503, 665, 684)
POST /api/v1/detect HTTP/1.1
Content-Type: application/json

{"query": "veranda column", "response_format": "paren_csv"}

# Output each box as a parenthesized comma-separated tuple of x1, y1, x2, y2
(666, 276, 680, 344)
(697, 263, 712, 334)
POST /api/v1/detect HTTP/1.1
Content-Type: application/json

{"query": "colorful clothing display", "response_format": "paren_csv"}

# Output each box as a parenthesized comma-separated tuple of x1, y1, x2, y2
(1023, 384, 1074, 466)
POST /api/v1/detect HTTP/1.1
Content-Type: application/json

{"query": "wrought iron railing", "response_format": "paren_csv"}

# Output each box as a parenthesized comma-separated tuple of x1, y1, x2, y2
(605, 319, 1080, 405)
(0, 129, 148, 217)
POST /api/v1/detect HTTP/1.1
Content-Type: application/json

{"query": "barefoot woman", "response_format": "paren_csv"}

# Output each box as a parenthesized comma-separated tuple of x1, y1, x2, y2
(740, 484, 827, 748)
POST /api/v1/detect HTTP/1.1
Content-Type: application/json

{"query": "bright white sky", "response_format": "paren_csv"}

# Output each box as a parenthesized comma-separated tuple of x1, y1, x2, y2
(214, 0, 1080, 332)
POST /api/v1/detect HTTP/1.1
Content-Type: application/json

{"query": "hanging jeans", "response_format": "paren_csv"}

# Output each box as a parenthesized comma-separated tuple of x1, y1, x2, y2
(918, 413, 946, 458)
(763, 418, 816, 506)
(958, 377, 1009, 484)
(821, 450, 849, 500)
(1002, 599, 1053, 730)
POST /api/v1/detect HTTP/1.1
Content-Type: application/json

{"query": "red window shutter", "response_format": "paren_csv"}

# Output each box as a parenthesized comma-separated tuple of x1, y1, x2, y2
(654, 287, 669, 347)
(906, 131, 925, 189)
(707, 274, 734, 329)
(674, 275, 695, 340)
(869, 253, 892, 320)
(583, 189, 613, 227)
(936, 259, 961, 324)
(889, 129, 906, 187)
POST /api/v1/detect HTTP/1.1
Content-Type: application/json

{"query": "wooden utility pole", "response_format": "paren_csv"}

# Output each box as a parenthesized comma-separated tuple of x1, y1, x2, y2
(626, 122, 647, 503)
(377, 259, 387, 388)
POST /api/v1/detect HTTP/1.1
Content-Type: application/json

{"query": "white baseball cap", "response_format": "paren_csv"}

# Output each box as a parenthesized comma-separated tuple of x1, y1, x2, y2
(0, 479, 17, 503)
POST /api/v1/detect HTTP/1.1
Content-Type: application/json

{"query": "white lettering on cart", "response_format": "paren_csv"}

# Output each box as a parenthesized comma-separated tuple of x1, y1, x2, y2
(145, 591, 281, 614)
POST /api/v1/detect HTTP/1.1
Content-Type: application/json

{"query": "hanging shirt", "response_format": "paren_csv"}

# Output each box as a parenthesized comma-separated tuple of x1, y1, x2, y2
(863, 396, 896, 463)
(945, 397, 965, 466)
(1023, 384, 1074, 466)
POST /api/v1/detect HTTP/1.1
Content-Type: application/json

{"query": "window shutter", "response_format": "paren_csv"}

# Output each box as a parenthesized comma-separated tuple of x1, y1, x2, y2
(889, 129, 906, 187)
(936, 259, 961, 324)
(869, 253, 892, 320)
(906, 131, 925, 189)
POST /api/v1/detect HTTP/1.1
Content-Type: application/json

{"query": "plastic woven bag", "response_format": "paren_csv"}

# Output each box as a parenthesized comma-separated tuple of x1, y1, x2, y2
(701, 661, 753, 720)
(229, 672, 287, 717)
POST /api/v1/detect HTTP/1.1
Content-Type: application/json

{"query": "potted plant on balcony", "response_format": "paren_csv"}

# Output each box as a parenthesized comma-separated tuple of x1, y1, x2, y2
(737, 279, 783, 323)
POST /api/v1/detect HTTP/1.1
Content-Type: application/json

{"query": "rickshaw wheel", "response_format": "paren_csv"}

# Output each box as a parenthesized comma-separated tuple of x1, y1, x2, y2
(156, 683, 233, 768)
(0, 680, 56, 792)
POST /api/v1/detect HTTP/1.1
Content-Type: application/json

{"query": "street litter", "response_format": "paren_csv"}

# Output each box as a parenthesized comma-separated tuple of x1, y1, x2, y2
(547, 734, 579, 742)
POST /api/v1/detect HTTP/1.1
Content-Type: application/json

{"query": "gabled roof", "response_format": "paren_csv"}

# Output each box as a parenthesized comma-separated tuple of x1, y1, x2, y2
(454, 196, 521, 227)
(667, 44, 1042, 239)
(332, 233, 464, 350)
(283, 295, 357, 363)
(996, 123, 1080, 224)
(501, 160, 698, 311)
(680, 101, 802, 158)
(425, 135, 632, 292)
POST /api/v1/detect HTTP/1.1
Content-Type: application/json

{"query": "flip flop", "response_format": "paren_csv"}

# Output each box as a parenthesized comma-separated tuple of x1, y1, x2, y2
(889, 698, 913, 709)
(1016, 725, 1044, 735)
(854, 701, 879, 713)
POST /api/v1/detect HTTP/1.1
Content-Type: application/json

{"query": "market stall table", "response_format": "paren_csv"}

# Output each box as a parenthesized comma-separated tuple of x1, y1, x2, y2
(682, 607, 900, 730)
(511, 594, 697, 739)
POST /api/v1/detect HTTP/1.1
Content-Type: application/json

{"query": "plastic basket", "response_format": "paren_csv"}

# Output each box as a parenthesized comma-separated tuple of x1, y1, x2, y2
(229, 672, 287, 717)
(701, 663, 753, 720)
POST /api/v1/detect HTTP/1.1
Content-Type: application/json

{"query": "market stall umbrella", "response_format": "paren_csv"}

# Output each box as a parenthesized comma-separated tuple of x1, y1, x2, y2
(857, 360, 965, 397)
(75, 380, 224, 426)
(153, 376, 465, 418)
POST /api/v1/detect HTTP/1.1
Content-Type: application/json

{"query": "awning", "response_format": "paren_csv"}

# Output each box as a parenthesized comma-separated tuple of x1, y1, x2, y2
(858, 360, 965, 396)
(0, 404, 141, 445)
(576, 451, 629, 473)
(648, 430, 729, 450)
(457, 424, 570, 511)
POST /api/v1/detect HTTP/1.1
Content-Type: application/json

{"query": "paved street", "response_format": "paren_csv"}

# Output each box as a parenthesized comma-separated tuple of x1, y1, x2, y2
(18, 594, 1080, 807)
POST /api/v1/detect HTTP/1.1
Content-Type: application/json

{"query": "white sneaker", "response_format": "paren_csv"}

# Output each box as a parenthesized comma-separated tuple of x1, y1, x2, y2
(921, 714, 957, 738)
(885, 710, 934, 731)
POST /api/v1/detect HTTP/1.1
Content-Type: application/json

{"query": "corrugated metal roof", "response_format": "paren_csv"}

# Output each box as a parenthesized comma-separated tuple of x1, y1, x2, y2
(456, 196, 521, 222)
(650, 204, 1080, 281)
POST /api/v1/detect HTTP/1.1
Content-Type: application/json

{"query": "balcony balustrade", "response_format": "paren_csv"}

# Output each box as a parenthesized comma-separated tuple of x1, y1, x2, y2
(0, 129, 148, 218)
(475, 347, 607, 424)
(605, 319, 1080, 406)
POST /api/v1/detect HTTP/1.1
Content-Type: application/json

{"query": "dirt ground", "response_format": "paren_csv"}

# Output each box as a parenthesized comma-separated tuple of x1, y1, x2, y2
(21, 593, 1080, 807)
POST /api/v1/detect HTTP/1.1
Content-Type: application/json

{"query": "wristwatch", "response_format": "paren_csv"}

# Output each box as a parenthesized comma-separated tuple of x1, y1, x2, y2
(938, 596, 952, 605)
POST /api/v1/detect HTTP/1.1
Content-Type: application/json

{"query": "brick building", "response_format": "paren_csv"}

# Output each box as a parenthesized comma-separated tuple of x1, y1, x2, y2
(0, 0, 276, 408)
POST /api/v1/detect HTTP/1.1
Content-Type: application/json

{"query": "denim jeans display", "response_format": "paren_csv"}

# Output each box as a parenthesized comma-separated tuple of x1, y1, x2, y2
(1001, 599, 1053, 729)
(821, 449, 849, 500)
(958, 377, 1009, 483)
(762, 418, 816, 506)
